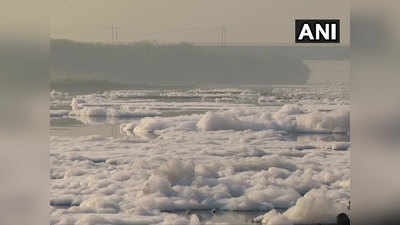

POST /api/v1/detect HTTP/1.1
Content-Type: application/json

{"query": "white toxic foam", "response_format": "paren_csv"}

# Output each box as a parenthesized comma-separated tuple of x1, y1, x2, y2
(120, 104, 349, 136)
(197, 111, 264, 131)
(283, 188, 342, 224)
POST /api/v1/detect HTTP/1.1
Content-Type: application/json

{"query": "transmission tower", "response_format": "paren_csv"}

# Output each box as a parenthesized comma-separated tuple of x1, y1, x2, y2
(111, 25, 120, 42)
(219, 26, 227, 46)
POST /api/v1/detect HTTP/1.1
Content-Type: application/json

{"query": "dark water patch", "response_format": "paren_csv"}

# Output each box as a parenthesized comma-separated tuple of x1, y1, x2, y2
(50, 117, 83, 127)
(50, 122, 122, 138)
(283, 133, 350, 142)
(163, 209, 267, 225)
(50, 199, 80, 209)
(162, 209, 336, 225)
(89, 158, 107, 163)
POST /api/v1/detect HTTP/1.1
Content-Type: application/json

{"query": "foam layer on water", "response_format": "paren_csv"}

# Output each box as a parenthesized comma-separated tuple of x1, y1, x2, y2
(50, 85, 350, 225)
(119, 104, 349, 136)
(51, 127, 349, 224)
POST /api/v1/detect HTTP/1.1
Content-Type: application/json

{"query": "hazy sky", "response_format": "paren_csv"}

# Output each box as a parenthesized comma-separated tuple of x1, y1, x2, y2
(52, 0, 349, 45)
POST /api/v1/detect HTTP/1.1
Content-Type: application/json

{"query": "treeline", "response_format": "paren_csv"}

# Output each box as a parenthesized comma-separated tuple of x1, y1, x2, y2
(50, 39, 310, 85)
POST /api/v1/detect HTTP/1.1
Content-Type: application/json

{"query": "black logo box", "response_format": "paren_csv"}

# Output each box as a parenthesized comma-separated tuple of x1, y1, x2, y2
(295, 19, 340, 43)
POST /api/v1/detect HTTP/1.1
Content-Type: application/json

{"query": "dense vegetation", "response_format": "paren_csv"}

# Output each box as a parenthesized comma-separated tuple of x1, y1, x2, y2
(51, 39, 311, 85)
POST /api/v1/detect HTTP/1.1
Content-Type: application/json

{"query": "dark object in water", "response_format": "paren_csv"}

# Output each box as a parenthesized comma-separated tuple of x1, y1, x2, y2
(337, 213, 350, 225)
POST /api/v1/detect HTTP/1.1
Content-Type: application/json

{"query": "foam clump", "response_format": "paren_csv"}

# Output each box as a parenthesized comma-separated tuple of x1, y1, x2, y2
(328, 142, 351, 151)
(120, 122, 139, 136)
(51, 85, 351, 224)
(255, 188, 341, 225)
(272, 104, 349, 134)
(70, 107, 161, 118)
(195, 163, 219, 178)
(74, 214, 161, 225)
(130, 115, 199, 137)
(140, 175, 175, 196)
(71, 97, 86, 111)
(70, 97, 161, 119)
(69, 196, 120, 214)
(134, 158, 316, 213)
(283, 188, 340, 224)
(119, 104, 350, 135)
(50, 90, 70, 100)
(260, 209, 293, 225)
(133, 117, 170, 135)
(190, 214, 201, 225)
(71, 107, 107, 117)
(197, 111, 263, 131)
(295, 109, 349, 134)
(156, 159, 195, 186)
(75, 215, 107, 225)
(258, 96, 283, 106)
(274, 104, 305, 118)
(162, 214, 191, 225)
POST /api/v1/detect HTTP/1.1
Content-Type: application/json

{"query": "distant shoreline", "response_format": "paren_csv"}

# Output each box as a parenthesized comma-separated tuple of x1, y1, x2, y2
(50, 39, 311, 85)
